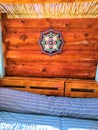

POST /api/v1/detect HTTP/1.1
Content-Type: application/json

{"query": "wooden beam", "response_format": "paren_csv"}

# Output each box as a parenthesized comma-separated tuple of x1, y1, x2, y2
(1, 13, 7, 19)
(0, 0, 97, 4)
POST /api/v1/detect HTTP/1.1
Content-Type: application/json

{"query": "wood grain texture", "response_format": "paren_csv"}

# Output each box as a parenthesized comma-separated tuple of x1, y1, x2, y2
(5, 51, 97, 62)
(3, 32, 98, 47)
(0, 77, 64, 96)
(65, 81, 98, 97)
(4, 27, 98, 33)
(2, 18, 98, 28)
(2, 18, 98, 78)
(5, 61, 96, 78)
(95, 52, 98, 61)
(0, 77, 98, 97)
(6, 42, 98, 51)
(3, 32, 98, 51)
(4, 32, 98, 42)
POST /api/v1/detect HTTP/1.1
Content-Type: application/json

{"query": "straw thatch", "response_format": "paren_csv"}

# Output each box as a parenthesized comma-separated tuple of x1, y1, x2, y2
(0, 0, 98, 4)
(0, 2, 98, 18)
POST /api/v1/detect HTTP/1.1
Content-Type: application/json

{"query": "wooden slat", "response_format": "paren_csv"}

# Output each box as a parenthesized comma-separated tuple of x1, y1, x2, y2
(27, 80, 64, 96)
(0, 76, 98, 97)
(3, 36, 98, 52)
(3, 32, 98, 46)
(5, 61, 96, 78)
(3, 32, 40, 45)
(4, 27, 98, 33)
(6, 42, 98, 51)
(0, 79, 25, 86)
(3, 32, 98, 43)
(3, 30, 98, 51)
(5, 50, 97, 62)
(7, 60, 96, 67)
(0, 0, 97, 3)
(65, 81, 98, 97)
(0, 76, 95, 82)
(2, 18, 98, 28)
(0, 77, 64, 96)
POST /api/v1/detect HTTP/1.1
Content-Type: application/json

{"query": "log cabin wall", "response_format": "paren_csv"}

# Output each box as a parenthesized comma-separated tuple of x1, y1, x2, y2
(1, 18, 98, 79)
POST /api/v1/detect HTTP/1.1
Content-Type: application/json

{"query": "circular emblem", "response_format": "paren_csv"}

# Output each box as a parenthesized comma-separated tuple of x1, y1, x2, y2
(39, 29, 64, 56)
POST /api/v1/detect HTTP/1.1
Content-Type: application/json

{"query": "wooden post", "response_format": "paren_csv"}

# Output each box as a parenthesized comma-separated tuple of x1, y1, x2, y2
(0, 20, 5, 78)
(95, 63, 98, 83)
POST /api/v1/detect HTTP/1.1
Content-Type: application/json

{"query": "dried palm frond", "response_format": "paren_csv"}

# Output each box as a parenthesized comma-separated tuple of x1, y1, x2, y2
(0, 0, 98, 4)
(0, 2, 98, 18)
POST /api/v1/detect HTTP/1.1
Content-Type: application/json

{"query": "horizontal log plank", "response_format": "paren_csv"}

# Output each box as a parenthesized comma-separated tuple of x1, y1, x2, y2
(5, 50, 97, 62)
(0, 76, 65, 85)
(5, 61, 96, 78)
(0, 76, 96, 83)
(4, 37, 98, 51)
(3, 31, 98, 51)
(0, 76, 97, 84)
(3, 27, 98, 34)
(6, 42, 98, 51)
(3, 32, 98, 47)
(6, 60, 96, 67)
(2, 18, 98, 28)
(3, 32, 40, 44)
(3, 27, 98, 33)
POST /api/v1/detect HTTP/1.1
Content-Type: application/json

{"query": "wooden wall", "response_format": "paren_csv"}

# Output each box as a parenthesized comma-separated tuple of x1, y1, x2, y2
(2, 18, 98, 79)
